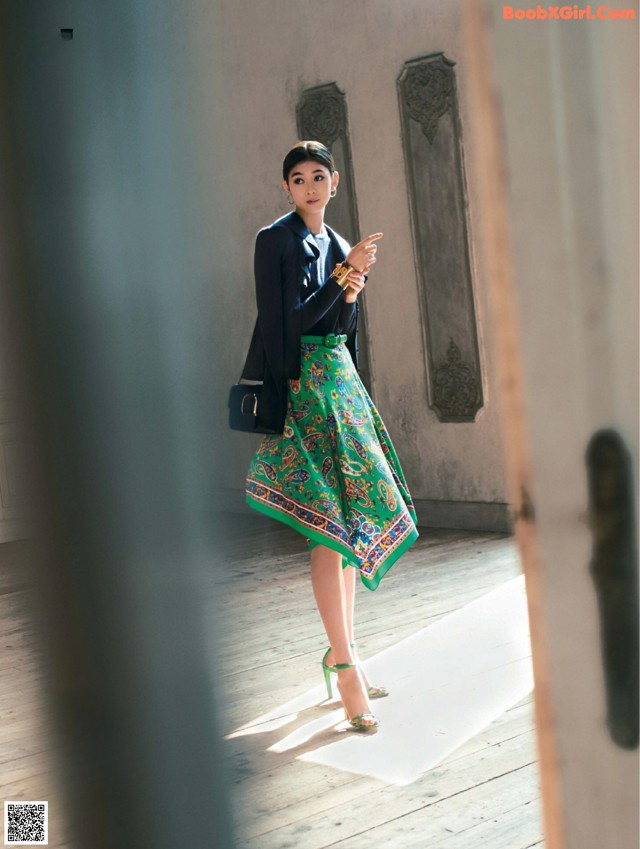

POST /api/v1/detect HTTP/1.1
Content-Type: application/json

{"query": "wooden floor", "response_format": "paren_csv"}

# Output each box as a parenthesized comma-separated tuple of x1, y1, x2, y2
(217, 517, 545, 849)
(0, 540, 69, 847)
(0, 519, 545, 848)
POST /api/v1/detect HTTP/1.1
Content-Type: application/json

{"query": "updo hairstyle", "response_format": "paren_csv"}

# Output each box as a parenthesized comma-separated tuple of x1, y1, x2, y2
(282, 140, 335, 183)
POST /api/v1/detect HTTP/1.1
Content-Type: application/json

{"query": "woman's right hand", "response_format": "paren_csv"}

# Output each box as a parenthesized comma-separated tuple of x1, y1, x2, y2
(346, 232, 383, 273)
(343, 267, 367, 303)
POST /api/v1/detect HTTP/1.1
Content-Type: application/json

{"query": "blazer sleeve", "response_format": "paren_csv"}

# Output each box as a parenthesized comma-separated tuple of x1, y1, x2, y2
(340, 299, 358, 338)
(253, 228, 287, 384)
(254, 227, 347, 354)
(299, 275, 346, 334)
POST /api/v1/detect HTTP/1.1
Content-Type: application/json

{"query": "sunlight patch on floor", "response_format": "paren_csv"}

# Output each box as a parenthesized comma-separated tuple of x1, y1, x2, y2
(227, 576, 534, 784)
(225, 684, 333, 738)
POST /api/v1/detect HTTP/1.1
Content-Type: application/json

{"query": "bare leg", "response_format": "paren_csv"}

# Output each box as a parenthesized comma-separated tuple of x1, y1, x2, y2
(324, 564, 355, 667)
(310, 545, 374, 724)
(323, 562, 387, 697)
(344, 562, 356, 645)
(310, 545, 352, 664)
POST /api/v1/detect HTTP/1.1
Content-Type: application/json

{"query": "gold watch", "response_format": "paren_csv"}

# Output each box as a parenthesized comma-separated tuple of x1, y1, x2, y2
(331, 262, 353, 290)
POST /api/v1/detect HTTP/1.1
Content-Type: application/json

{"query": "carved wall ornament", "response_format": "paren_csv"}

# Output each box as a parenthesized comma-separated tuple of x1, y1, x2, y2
(401, 61, 453, 144)
(297, 85, 345, 148)
(397, 53, 484, 422)
(433, 339, 481, 419)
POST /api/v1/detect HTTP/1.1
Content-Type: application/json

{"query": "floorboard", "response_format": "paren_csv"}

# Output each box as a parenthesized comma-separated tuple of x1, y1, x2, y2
(217, 517, 545, 849)
(0, 541, 69, 848)
(0, 518, 546, 849)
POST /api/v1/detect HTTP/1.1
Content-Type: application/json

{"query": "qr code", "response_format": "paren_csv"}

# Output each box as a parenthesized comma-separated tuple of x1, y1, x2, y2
(4, 801, 48, 845)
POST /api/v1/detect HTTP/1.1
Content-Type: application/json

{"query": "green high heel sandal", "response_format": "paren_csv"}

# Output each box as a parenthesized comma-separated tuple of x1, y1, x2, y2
(335, 663, 379, 732)
(351, 641, 389, 699)
(321, 644, 389, 700)
(322, 647, 336, 699)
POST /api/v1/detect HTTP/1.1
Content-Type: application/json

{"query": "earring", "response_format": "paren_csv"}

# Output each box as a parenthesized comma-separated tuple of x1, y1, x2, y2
(330, 188, 337, 198)
(286, 193, 295, 205)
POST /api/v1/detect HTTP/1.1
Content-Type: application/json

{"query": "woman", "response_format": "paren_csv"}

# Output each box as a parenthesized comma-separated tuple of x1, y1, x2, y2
(243, 141, 419, 731)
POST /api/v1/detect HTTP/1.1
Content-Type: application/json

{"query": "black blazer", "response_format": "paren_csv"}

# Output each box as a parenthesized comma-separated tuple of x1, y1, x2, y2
(241, 211, 359, 433)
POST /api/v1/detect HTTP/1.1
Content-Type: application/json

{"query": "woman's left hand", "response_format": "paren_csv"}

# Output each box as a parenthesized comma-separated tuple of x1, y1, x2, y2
(343, 266, 368, 303)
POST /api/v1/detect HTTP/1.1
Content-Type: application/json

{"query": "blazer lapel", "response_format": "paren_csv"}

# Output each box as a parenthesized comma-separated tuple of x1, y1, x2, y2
(279, 212, 319, 281)
(325, 223, 349, 265)
(279, 212, 351, 283)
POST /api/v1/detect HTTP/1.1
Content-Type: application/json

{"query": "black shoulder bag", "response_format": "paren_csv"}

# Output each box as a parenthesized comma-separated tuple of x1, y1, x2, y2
(228, 382, 266, 433)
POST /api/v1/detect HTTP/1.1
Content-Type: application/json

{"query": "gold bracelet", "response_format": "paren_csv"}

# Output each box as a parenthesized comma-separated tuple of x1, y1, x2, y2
(331, 262, 353, 290)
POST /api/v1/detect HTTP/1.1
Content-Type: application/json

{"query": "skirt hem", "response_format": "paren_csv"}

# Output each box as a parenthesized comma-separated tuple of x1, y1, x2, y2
(245, 492, 419, 591)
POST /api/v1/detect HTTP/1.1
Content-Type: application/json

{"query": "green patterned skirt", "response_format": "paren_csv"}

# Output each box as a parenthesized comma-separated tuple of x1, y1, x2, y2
(245, 334, 419, 591)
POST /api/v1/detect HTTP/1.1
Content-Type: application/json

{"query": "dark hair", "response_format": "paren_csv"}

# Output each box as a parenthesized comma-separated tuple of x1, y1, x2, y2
(282, 140, 335, 182)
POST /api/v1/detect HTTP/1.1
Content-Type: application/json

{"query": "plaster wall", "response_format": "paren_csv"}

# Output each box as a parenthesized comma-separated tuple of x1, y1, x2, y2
(189, 0, 510, 528)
